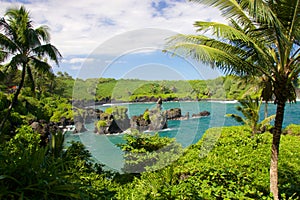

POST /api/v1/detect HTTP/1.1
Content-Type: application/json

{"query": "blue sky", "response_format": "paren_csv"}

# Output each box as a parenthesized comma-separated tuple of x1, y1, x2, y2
(0, 0, 225, 80)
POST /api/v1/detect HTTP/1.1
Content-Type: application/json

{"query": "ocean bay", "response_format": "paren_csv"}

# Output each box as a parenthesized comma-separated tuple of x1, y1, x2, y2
(65, 100, 300, 171)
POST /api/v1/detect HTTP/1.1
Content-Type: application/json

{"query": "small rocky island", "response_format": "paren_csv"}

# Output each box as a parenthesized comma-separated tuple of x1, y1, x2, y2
(94, 98, 210, 135)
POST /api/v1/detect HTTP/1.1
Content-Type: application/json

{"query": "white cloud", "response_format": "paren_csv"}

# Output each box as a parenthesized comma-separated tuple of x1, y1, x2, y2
(105, 60, 127, 64)
(69, 65, 82, 70)
(69, 58, 94, 64)
(62, 57, 94, 64)
(0, 0, 225, 57)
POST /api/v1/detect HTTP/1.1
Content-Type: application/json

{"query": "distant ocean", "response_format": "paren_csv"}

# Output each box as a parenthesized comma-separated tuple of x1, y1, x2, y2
(65, 101, 300, 171)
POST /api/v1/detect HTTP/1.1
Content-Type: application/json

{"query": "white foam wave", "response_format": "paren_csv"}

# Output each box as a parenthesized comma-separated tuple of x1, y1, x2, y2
(208, 100, 238, 104)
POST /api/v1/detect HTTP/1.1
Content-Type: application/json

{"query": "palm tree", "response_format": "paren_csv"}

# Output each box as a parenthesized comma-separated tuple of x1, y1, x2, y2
(0, 6, 61, 133)
(165, 0, 300, 198)
(226, 96, 275, 136)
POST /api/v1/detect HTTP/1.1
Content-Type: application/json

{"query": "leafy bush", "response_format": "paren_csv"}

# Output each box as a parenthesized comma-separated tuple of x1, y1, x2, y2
(117, 131, 183, 173)
(116, 126, 300, 199)
(50, 102, 74, 122)
(0, 92, 9, 111)
(0, 126, 118, 199)
(284, 124, 300, 136)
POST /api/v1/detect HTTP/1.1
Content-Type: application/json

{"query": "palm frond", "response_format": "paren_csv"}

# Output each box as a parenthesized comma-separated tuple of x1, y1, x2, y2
(194, 21, 273, 65)
(32, 44, 62, 66)
(0, 18, 17, 40)
(225, 113, 245, 124)
(194, 21, 251, 42)
(29, 57, 52, 75)
(245, 0, 278, 25)
(25, 28, 42, 49)
(259, 114, 275, 127)
(6, 54, 23, 70)
(167, 38, 258, 76)
(189, 0, 254, 27)
(0, 33, 18, 53)
(35, 25, 50, 43)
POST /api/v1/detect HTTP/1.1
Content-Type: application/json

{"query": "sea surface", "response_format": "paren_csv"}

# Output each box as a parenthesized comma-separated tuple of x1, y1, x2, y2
(65, 100, 300, 171)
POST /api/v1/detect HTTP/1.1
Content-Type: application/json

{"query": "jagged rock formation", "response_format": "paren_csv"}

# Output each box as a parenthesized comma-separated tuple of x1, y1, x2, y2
(130, 98, 167, 132)
(94, 106, 130, 134)
(93, 98, 210, 134)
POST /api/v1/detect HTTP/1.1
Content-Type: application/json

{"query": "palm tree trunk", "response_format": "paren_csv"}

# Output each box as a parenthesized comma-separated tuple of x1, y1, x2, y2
(0, 63, 26, 134)
(270, 101, 285, 200)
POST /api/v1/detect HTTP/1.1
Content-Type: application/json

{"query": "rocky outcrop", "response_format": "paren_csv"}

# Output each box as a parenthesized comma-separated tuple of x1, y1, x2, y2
(165, 108, 190, 120)
(166, 108, 181, 119)
(130, 111, 151, 132)
(30, 120, 62, 146)
(94, 106, 130, 134)
(192, 111, 210, 118)
(148, 107, 167, 131)
(130, 98, 167, 131)
(73, 114, 87, 133)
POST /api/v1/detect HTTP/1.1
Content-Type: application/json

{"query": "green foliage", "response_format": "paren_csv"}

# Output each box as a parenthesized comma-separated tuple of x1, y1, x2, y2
(117, 131, 183, 173)
(0, 92, 9, 110)
(50, 75, 264, 102)
(142, 109, 150, 121)
(226, 96, 275, 135)
(105, 106, 128, 120)
(284, 124, 300, 136)
(117, 126, 300, 199)
(0, 5, 62, 132)
(0, 127, 81, 199)
(50, 131, 64, 158)
(50, 101, 74, 122)
(97, 120, 107, 128)
(0, 127, 118, 199)
(5, 125, 41, 155)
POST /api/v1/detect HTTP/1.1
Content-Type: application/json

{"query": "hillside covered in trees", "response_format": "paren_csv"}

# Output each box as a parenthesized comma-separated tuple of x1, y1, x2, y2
(5, 71, 293, 103)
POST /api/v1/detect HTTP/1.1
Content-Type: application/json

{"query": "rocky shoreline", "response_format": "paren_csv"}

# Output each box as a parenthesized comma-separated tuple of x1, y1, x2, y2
(71, 96, 237, 108)
(93, 98, 211, 135)
(30, 98, 212, 142)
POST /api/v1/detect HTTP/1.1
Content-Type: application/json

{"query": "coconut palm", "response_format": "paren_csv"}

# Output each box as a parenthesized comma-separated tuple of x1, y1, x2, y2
(0, 6, 61, 133)
(226, 96, 275, 136)
(165, 0, 300, 198)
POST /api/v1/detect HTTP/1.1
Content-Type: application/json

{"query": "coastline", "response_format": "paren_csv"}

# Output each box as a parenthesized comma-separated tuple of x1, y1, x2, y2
(74, 97, 239, 108)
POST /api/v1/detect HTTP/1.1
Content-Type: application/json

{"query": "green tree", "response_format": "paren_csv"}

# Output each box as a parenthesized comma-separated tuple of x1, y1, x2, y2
(117, 131, 183, 173)
(165, 0, 300, 198)
(0, 6, 62, 133)
(226, 96, 275, 136)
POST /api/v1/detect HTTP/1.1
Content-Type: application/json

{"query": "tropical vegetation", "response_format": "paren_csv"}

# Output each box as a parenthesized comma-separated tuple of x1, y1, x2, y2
(226, 96, 275, 135)
(0, 4, 299, 200)
(165, 0, 300, 198)
(0, 6, 61, 133)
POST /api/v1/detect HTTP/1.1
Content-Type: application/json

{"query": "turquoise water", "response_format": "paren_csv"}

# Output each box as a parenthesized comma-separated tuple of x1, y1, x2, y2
(65, 101, 300, 171)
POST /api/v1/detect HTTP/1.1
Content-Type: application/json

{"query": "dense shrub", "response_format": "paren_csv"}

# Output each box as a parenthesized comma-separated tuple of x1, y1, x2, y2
(0, 126, 118, 199)
(284, 124, 300, 136)
(117, 131, 183, 173)
(116, 126, 300, 199)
